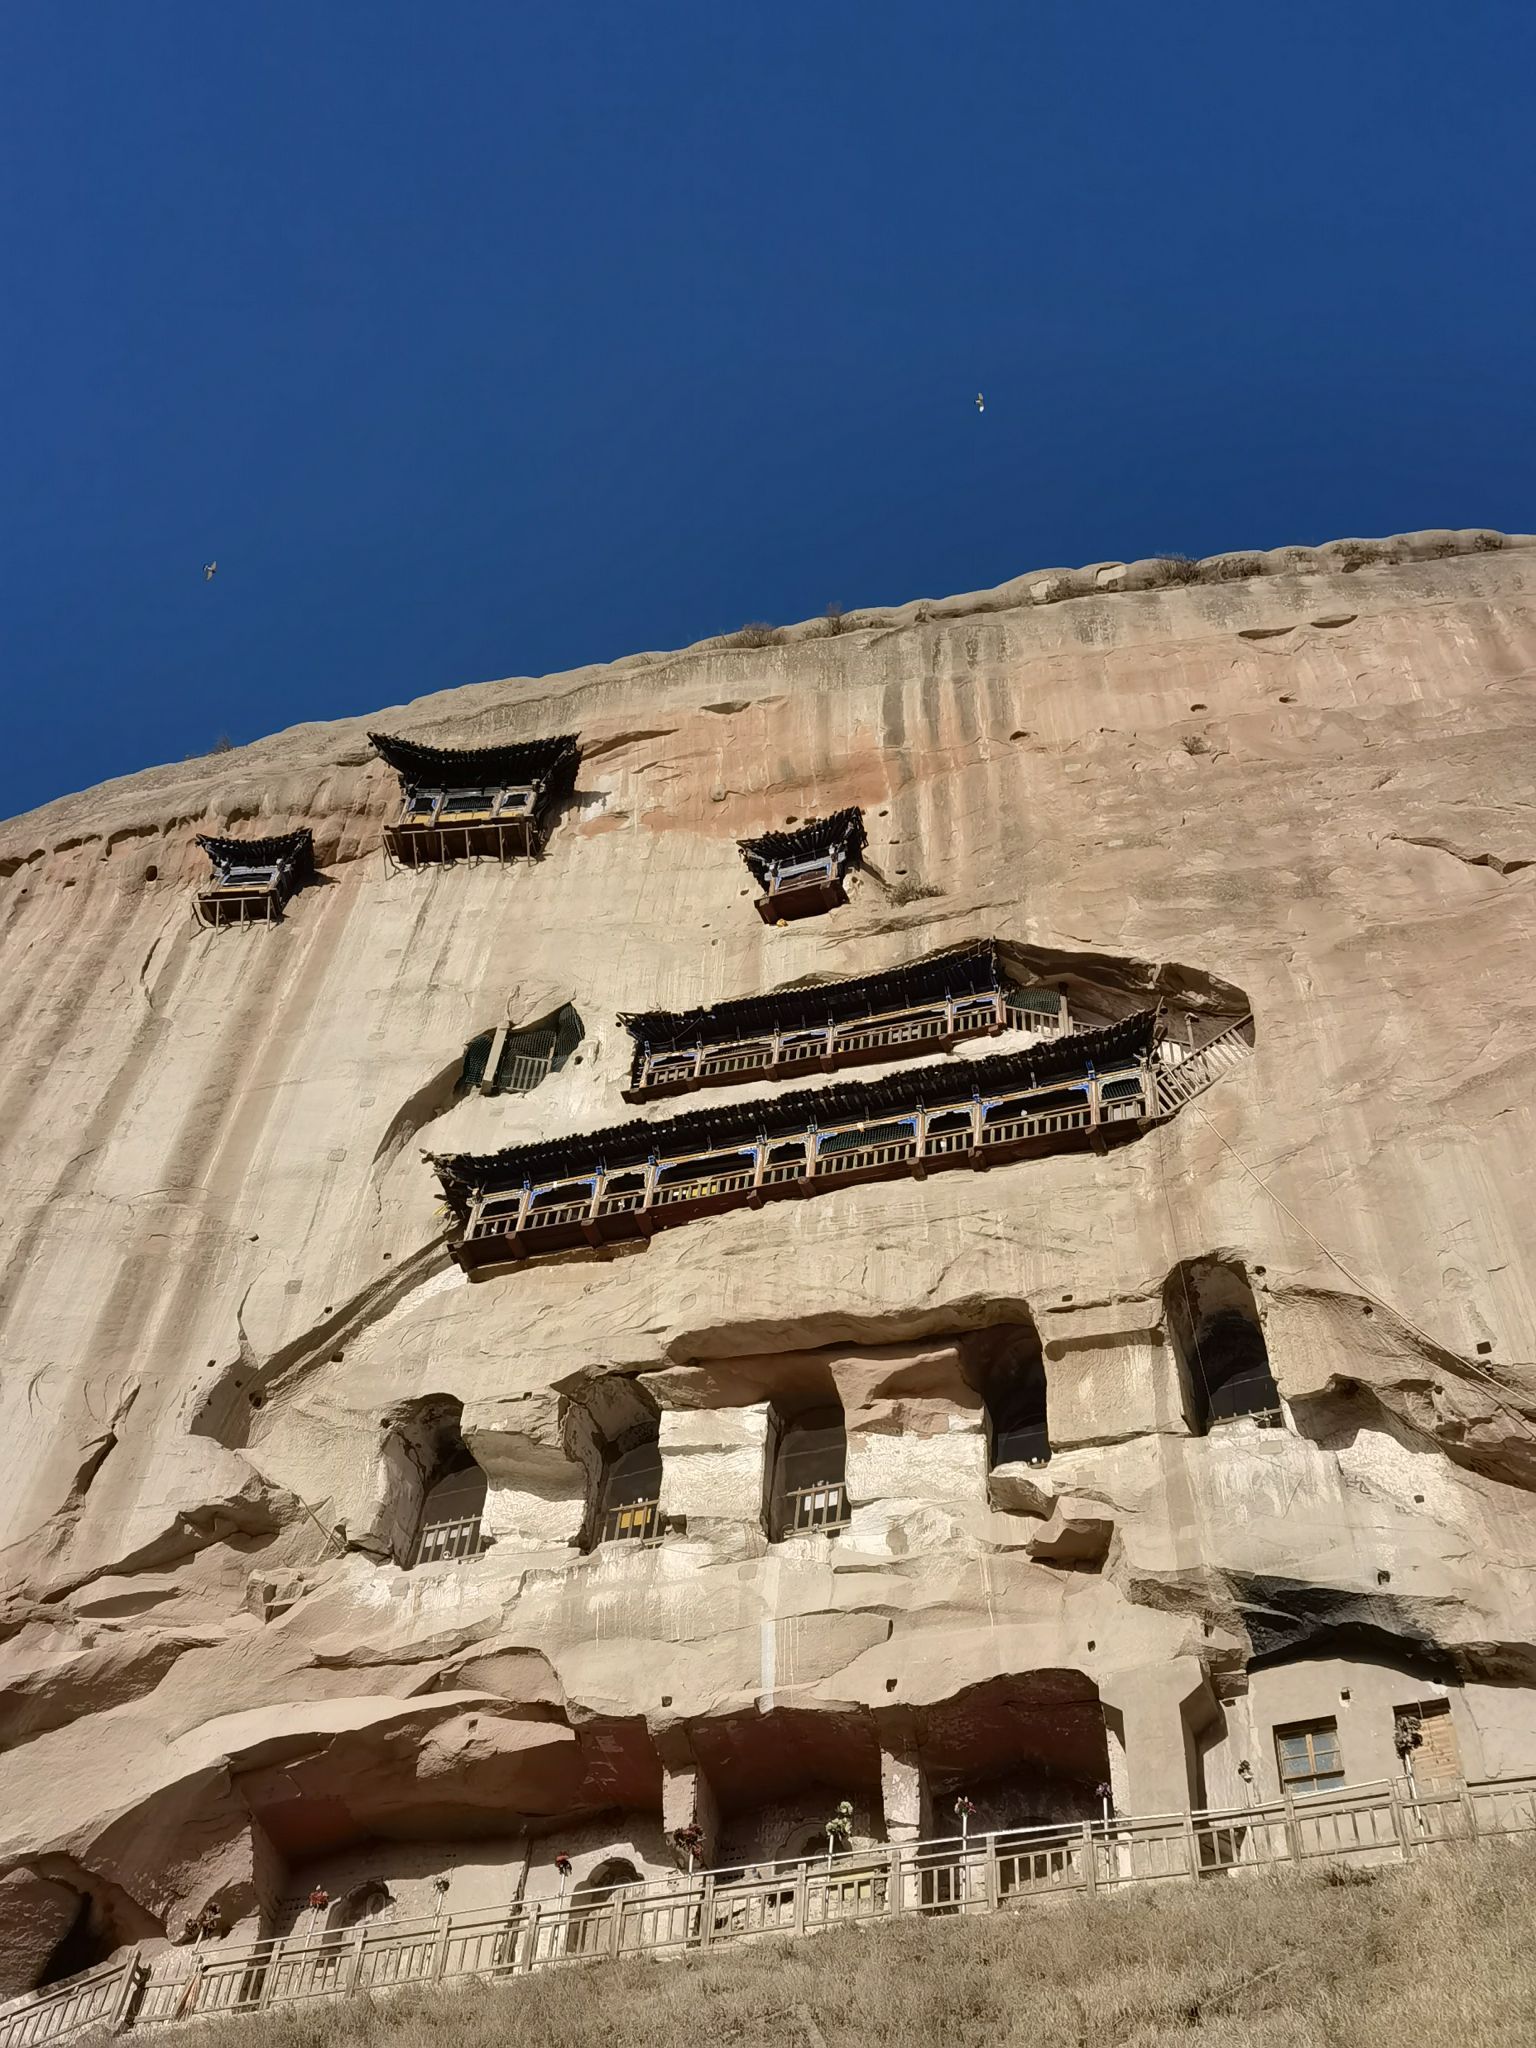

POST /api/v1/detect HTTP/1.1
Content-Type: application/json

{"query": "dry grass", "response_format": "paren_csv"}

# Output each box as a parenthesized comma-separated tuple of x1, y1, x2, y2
(181, 1843, 1536, 2048)
(726, 622, 783, 648)
(1147, 555, 1206, 586)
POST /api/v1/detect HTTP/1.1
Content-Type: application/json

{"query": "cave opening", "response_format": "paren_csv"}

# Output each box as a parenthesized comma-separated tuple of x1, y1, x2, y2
(770, 1403, 850, 1538)
(1164, 1258, 1281, 1432)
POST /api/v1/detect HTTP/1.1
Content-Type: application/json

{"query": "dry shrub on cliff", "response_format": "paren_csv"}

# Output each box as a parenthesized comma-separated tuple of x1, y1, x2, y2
(727, 622, 783, 649)
(185, 1840, 1536, 2048)
(1147, 555, 1205, 586)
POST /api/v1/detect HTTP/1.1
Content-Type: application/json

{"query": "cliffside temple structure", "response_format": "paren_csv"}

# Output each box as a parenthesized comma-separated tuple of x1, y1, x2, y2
(738, 807, 866, 921)
(2, 532, 1535, 2040)
(435, 1010, 1256, 1271)
(193, 829, 313, 928)
(370, 730, 581, 864)
(619, 940, 1072, 1099)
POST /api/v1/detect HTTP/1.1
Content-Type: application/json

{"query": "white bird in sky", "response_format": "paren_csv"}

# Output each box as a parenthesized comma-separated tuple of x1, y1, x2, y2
(203, 561, 218, 581)
(975, 392, 985, 413)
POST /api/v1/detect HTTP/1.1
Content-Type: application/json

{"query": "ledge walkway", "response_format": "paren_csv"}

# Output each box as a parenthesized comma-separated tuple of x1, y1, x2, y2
(6, 1770, 1534, 2048)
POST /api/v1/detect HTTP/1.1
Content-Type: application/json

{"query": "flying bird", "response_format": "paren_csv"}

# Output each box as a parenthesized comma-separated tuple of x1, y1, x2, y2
(974, 393, 985, 413)
(203, 561, 218, 582)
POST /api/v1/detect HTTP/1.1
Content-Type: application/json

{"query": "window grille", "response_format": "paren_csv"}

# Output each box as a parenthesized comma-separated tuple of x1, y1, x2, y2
(491, 1005, 583, 1094)
(458, 1006, 583, 1098)
(1004, 986, 1063, 1018)
(818, 1118, 915, 1156)
(597, 1437, 663, 1546)
(458, 1032, 494, 1096)
(1275, 1720, 1344, 1797)
(774, 1410, 848, 1539)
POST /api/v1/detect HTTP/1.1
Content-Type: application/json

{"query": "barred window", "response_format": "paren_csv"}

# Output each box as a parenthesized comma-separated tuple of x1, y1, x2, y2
(458, 1005, 583, 1098)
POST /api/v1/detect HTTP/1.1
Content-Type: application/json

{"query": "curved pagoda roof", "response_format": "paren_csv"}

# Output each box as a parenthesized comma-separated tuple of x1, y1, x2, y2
(197, 827, 313, 871)
(621, 940, 1013, 1068)
(432, 1009, 1157, 1217)
(368, 730, 581, 796)
(737, 807, 866, 885)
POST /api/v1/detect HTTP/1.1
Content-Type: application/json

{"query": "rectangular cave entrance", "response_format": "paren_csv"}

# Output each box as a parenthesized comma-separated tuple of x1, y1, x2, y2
(769, 1401, 850, 1538)
(913, 1673, 1112, 1907)
(690, 1706, 887, 1929)
(1164, 1256, 1282, 1431)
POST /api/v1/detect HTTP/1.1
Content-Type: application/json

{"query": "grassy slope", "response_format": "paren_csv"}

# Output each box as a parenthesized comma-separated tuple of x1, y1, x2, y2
(182, 1843, 1536, 2048)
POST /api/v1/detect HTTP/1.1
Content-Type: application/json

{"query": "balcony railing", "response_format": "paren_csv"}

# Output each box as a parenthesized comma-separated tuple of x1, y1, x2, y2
(384, 785, 544, 866)
(412, 1517, 489, 1567)
(457, 1053, 1159, 1271)
(782, 1482, 850, 1534)
(11, 1772, 1533, 2048)
(601, 1498, 660, 1544)
(627, 990, 1069, 1100)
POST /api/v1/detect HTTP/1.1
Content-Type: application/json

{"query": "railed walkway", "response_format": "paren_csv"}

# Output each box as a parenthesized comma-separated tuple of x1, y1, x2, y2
(5, 1770, 1535, 2048)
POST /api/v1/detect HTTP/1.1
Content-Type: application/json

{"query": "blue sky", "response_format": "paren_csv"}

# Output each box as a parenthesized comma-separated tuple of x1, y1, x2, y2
(2, 1, 1532, 816)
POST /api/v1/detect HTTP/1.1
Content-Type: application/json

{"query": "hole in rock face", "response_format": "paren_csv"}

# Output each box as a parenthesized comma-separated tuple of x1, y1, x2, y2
(886, 1678, 899, 1692)
(1190, 703, 1207, 711)
(1362, 1305, 1373, 1318)
(1476, 1340, 1493, 1356)
(1164, 1256, 1280, 1432)
(379, 1394, 489, 1568)
(1377, 1570, 1391, 1586)
(144, 864, 158, 881)
(1278, 694, 1295, 703)
(964, 1322, 1051, 1471)
(459, 1004, 584, 1099)
(770, 1403, 849, 1540)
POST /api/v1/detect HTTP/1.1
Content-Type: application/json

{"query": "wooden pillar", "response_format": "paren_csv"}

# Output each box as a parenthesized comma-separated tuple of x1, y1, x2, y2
(481, 1024, 509, 1094)
(108, 1949, 143, 2033)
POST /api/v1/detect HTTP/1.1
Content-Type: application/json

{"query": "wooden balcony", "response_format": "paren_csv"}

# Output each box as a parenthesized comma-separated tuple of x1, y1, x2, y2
(753, 854, 848, 923)
(383, 786, 542, 866)
(625, 989, 1070, 1101)
(452, 1053, 1157, 1273)
(194, 878, 287, 928)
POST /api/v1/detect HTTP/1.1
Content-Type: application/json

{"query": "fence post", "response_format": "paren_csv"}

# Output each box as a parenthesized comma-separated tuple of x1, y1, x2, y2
(1181, 1810, 1200, 1879)
(1282, 1791, 1303, 1866)
(520, 1903, 542, 1974)
(432, 1915, 452, 1983)
(697, 1875, 715, 1949)
(1461, 1786, 1482, 1843)
(1385, 1777, 1409, 1860)
(792, 1867, 809, 1939)
(109, 1950, 143, 2033)
(346, 1930, 369, 1994)
(1081, 1824, 1098, 1896)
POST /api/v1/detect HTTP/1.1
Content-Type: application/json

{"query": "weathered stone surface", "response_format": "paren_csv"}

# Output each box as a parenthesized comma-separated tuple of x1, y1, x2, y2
(1, 531, 1535, 1992)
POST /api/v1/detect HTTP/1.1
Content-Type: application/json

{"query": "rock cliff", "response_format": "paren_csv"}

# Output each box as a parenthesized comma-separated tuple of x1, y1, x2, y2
(1, 530, 1534, 1995)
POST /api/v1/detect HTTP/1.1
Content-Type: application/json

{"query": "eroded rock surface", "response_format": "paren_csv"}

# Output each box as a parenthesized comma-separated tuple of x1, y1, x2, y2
(1, 532, 1535, 1994)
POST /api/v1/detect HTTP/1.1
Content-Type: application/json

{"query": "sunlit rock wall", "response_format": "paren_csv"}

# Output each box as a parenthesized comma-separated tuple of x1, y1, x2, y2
(1, 530, 1534, 1994)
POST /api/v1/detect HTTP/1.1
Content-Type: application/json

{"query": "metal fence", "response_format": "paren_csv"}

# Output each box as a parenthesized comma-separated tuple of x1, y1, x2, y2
(7, 1771, 1534, 2048)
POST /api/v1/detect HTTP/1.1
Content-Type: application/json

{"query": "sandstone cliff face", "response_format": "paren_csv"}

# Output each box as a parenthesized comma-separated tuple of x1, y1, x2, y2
(1, 533, 1535, 1994)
